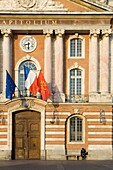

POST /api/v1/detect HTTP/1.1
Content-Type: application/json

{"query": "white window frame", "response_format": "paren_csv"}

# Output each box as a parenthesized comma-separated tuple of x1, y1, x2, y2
(67, 114, 85, 144)
(70, 69, 82, 96)
(67, 63, 85, 98)
(68, 35, 85, 59)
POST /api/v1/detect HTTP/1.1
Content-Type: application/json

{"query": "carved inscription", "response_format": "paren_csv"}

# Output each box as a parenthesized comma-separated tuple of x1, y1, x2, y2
(0, 19, 110, 26)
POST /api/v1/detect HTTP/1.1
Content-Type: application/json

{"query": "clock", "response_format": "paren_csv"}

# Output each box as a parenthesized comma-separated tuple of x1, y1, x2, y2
(20, 36, 37, 52)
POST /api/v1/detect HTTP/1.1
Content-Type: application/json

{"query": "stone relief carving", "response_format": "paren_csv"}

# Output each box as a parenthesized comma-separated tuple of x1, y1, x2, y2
(82, 0, 112, 7)
(108, 0, 113, 6)
(94, 0, 113, 6)
(18, 0, 36, 8)
(0, 0, 67, 11)
(99, 0, 108, 5)
(0, 0, 113, 11)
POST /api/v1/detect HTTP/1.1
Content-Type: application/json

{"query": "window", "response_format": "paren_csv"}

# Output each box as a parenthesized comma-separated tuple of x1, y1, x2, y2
(70, 38, 82, 57)
(70, 116, 83, 142)
(70, 69, 82, 98)
(18, 61, 37, 96)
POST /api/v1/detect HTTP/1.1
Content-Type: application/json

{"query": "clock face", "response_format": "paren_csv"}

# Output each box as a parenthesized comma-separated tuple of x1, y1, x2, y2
(20, 36, 37, 52)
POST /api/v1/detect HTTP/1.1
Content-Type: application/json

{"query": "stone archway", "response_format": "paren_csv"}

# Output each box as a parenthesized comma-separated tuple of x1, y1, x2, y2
(6, 98, 46, 160)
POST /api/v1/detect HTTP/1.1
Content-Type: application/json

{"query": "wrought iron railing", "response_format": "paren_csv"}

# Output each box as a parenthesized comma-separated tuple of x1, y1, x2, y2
(1, 89, 89, 103)
(65, 94, 89, 103)
(14, 89, 41, 99)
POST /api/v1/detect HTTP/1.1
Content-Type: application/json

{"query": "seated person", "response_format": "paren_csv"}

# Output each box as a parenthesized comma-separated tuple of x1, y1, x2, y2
(81, 148, 88, 160)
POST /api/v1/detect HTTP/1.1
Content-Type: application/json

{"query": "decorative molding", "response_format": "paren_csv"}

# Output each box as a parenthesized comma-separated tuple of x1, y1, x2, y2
(43, 29, 53, 36)
(0, 0, 113, 12)
(75, 33, 79, 38)
(82, 0, 113, 11)
(102, 29, 112, 36)
(18, 0, 36, 9)
(74, 108, 80, 114)
(1, 29, 12, 37)
(98, 0, 108, 5)
(90, 29, 100, 36)
(0, 0, 67, 11)
(55, 29, 65, 36)
(69, 62, 79, 69)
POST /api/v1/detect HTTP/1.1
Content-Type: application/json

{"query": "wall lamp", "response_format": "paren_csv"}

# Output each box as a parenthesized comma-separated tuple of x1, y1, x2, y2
(50, 111, 55, 124)
(50, 111, 60, 124)
(0, 110, 6, 124)
(1, 117, 6, 124)
(100, 108, 106, 123)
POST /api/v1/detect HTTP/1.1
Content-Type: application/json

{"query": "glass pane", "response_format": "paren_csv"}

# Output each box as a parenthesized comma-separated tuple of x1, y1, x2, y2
(77, 39, 82, 57)
(70, 69, 82, 97)
(70, 39, 76, 57)
(18, 61, 37, 96)
(76, 78, 81, 95)
(70, 38, 82, 57)
(70, 117, 83, 142)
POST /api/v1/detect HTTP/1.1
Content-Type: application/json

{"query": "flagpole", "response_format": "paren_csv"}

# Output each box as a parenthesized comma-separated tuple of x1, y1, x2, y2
(15, 86, 22, 97)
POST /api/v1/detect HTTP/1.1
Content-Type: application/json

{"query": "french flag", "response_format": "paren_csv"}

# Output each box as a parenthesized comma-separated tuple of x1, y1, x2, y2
(24, 66, 39, 95)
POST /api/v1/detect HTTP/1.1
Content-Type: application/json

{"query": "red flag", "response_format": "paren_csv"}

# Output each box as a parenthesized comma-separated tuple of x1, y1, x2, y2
(37, 71, 51, 100)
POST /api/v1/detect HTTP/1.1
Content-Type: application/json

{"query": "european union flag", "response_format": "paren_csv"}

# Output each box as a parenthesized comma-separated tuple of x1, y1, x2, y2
(6, 70, 16, 100)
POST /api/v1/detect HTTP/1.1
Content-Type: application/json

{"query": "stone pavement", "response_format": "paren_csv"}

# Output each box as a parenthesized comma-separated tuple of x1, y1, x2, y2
(0, 160, 113, 170)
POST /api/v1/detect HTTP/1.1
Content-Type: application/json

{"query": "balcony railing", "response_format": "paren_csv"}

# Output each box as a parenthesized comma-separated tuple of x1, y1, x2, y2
(14, 90, 41, 99)
(0, 89, 89, 103)
(65, 94, 89, 103)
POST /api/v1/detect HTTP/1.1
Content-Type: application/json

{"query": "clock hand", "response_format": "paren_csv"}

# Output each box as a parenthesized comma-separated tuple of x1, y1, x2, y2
(25, 41, 31, 49)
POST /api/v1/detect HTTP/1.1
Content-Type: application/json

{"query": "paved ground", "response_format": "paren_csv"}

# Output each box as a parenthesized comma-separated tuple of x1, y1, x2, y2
(0, 160, 113, 170)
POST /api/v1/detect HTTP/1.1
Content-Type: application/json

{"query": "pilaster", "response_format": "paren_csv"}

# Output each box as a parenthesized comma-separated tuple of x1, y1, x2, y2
(43, 29, 53, 94)
(89, 29, 100, 102)
(110, 31, 113, 95)
(1, 29, 13, 99)
(99, 29, 112, 102)
(100, 29, 111, 94)
(54, 29, 65, 103)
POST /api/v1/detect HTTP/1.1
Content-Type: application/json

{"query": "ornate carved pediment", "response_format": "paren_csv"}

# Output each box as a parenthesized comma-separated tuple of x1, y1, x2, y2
(0, 0, 113, 12)
(0, 0, 67, 11)
(82, 0, 113, 10)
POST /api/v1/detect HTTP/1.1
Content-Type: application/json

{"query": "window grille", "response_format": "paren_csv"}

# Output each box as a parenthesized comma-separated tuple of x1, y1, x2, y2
(70, 116, 83, 142)
(70, 38, 82, 57)
(18, 61, 37, 96)
(70, 69, 82, 99)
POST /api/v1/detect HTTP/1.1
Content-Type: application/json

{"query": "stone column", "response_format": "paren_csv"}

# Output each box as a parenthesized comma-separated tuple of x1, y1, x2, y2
(43, 29, 53, 94)
(110, 33, 113, 94)
(89, 29, 100, 92)
(1, 29, 12, 97)
(100, 29, 111, 94)
(54, 29, 65, 102)
(99, 29, 112, 102)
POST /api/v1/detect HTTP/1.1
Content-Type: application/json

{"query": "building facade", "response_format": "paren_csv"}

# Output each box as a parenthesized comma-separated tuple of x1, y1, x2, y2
(0, 0, 113, 160)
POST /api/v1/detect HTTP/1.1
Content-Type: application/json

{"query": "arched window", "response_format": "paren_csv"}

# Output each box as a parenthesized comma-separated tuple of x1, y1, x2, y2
(70, 116, 83, 142)
(18, 60, 37, 96)
(70, 69, 82, 97)
(70, 38, 83, 57)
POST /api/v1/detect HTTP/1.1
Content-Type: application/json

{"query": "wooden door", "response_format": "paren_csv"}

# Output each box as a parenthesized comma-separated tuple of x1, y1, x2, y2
(12, 110, 41, 160)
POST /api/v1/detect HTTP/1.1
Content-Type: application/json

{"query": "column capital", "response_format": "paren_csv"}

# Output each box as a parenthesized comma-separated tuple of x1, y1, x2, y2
(1, 29, 12, 37)
(55, 29, 65, 37)
(43, 29, 53, 37)
(102, 29, 112, 36)
(90, 29, 100, 37)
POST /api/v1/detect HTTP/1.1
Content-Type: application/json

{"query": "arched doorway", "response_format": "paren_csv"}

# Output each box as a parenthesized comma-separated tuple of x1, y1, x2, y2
(12, 110, 41, 160)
